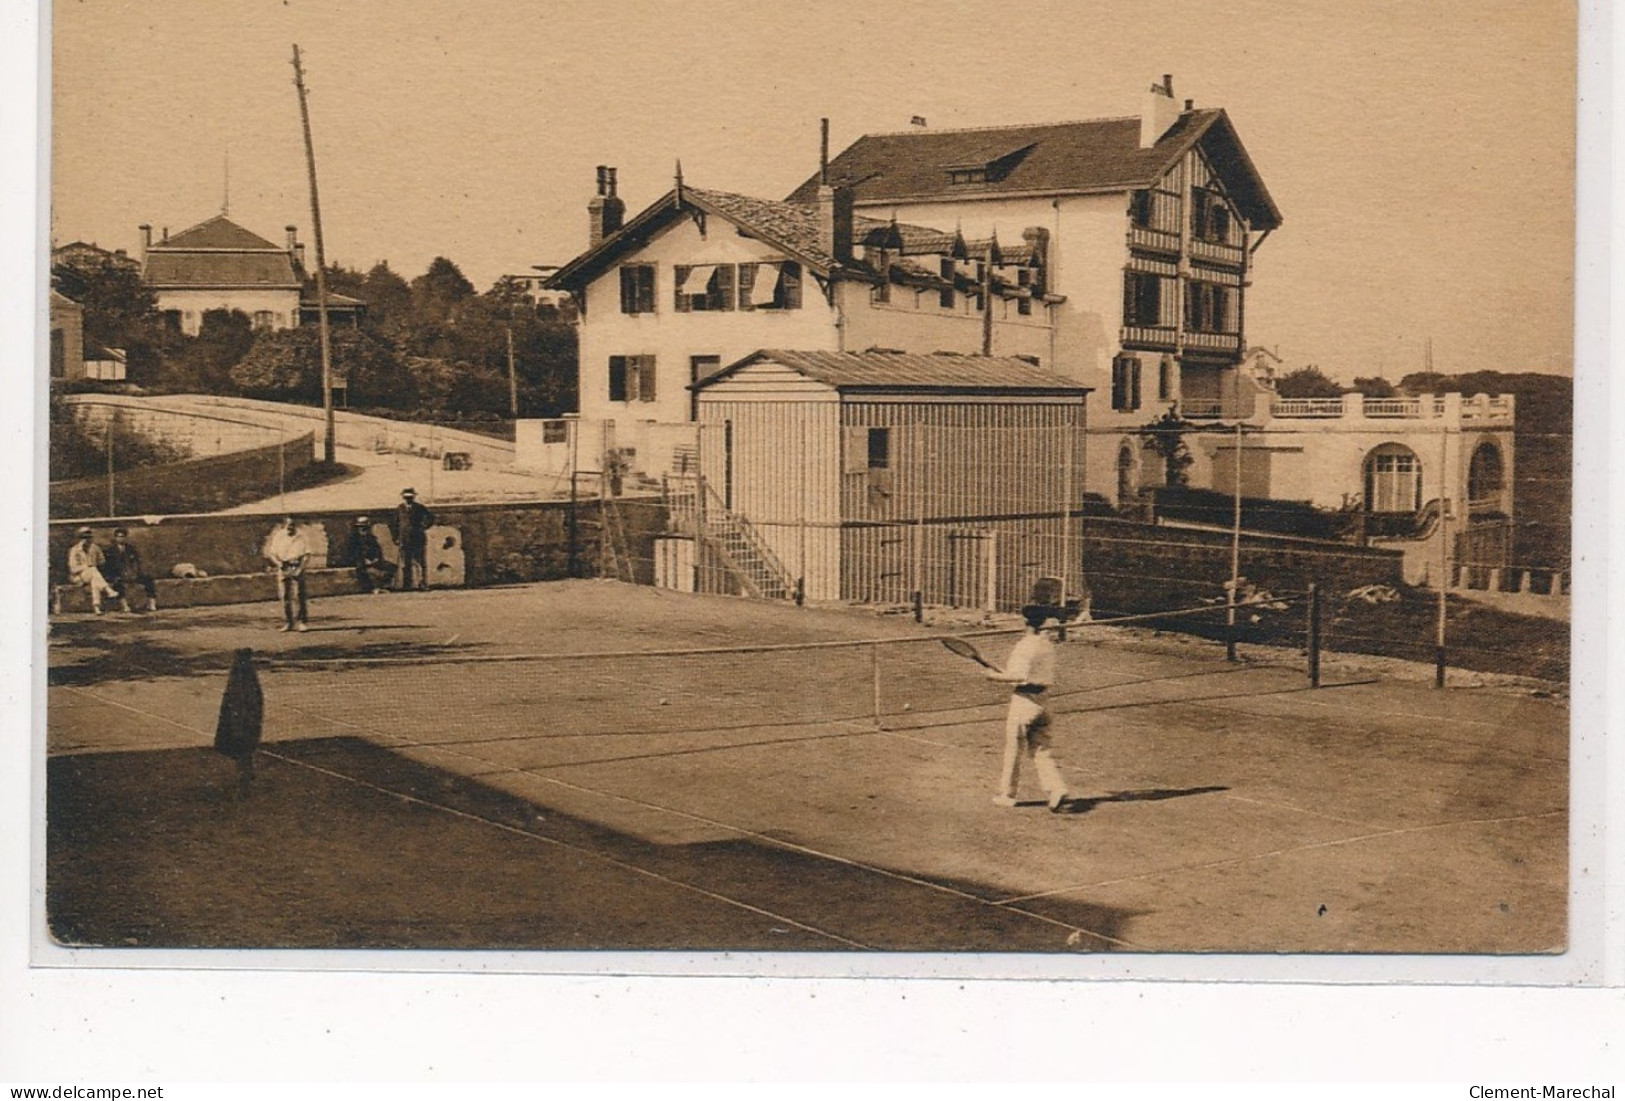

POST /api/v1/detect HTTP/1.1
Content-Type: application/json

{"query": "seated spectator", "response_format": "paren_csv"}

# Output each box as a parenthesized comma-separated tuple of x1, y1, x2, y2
(345, 516, 395, 595)
(103, 526, 158, 612)
(64, 526, 119, 615)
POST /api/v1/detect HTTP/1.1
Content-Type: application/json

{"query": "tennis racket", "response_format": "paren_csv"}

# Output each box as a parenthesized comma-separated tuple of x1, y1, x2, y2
(940, 636, 996, 670)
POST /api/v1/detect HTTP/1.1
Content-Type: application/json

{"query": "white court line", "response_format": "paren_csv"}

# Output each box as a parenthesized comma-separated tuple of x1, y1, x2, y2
(268, 696, 1133, 950)
(993, 808, 1566, 906)
(258, 747, 869, 950)
(56, 677, 869, 950)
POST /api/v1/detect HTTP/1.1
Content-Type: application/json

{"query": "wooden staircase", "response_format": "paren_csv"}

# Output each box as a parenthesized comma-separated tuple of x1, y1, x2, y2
(663, 473, 795, 601)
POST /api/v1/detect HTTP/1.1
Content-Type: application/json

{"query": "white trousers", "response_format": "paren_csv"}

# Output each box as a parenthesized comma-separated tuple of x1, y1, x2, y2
(70, 566, 118, 607)
(997, 693, 1066, 801)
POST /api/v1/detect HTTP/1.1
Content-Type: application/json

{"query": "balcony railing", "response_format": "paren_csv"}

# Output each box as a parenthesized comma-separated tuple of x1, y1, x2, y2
(1128, 225, 1181, 254)
(1189, 237, 1246, 266)
(1270, 398, 1346, 418)
(1268, 394, 1516, 424)
(1183, 330, 1243, 353)
(1121, 324, 1177, 349)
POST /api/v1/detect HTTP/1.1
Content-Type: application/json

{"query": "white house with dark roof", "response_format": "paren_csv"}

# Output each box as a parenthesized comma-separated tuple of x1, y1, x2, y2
(544, 166, 1063, 477)
(138, 215, 366, 336)
(140, 216, 306, 335)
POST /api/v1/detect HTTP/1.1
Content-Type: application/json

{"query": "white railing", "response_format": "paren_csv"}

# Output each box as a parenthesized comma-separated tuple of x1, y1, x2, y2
(1362, 399, 1421, 418)
(1270, 398, 1346, 418)
(1189, 238, 1245, 266)
(1183, 330, 1242, 352)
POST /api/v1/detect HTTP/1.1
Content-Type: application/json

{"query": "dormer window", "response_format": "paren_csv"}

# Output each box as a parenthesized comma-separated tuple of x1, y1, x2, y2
(942, 142, 1034, 188)
(948, 167, 987, 186)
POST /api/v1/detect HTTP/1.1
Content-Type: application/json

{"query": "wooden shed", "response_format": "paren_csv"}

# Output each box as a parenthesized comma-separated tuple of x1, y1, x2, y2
(682, 349, 1090, 610)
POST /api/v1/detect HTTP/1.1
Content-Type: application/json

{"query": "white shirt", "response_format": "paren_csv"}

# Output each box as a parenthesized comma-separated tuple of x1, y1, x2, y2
(1004, 631, 1056, 688)
(265, 527, 310, 566)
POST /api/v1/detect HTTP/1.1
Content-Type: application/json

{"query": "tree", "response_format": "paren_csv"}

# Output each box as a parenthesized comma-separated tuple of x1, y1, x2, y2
(361, 261, 413, 338)
(1139, 411, 1197, 487)
(51, 254, 168, 386)
(409, 256, 475, 327)
(1274, 365, 1345, 399)
(230, 327, 418, 409)
(157, 308, 254, 393)
(1349, 376, 1396, 398)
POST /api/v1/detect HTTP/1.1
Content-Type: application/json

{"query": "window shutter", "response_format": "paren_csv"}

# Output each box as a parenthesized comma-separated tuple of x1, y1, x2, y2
(842, 427, 869, 474)
(737, 263, 755, 310)
(715, 264, 735, 311)
(673, 266, 691, 312)
(1111, 357, 1126, 411)
(620, 268, 633, 313)
(638, 266, 654, 313)
(608, 356, 628, 402)
(781, 263, 801, 309)
(1130, 357, 1142, 410)
(638, 355, 657, 402)
(1123, 273, 1135, 327)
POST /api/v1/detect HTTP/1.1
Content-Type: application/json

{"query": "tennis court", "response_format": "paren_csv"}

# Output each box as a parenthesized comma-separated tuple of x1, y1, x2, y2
(46, 579, 1568, 952)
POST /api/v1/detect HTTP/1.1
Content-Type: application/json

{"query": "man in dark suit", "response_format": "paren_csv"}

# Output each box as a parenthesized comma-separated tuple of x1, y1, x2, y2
(393, 488, 435, 591)
(344, 516, 395, 594)
(103, 526, 158, 612)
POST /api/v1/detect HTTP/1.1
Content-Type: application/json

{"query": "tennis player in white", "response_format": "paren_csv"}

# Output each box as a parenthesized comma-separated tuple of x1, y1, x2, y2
(987, 606, 1069, 812)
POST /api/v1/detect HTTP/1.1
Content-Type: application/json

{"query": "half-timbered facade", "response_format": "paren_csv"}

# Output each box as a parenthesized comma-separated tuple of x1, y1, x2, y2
(791, 76, 1284, 508)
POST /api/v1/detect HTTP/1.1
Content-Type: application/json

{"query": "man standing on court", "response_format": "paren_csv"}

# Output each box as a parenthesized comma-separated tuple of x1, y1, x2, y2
(987, 605, 1070, 812)
(264, 515, 311, 632)
(393, 487, 434, 591)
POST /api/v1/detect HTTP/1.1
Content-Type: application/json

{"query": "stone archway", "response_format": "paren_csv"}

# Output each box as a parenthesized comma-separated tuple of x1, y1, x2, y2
(1467, 440, 1505, 510)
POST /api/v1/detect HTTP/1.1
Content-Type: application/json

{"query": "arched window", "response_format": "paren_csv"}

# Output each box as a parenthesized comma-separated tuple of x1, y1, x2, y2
(1467, 442, 1504, 507)
(1364, 444, 1422, 514)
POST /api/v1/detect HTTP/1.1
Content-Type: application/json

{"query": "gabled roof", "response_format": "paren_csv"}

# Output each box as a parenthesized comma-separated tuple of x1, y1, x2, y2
(155, 215, 284, 251)
(788, 109, 1281, 230)
(142, 216, 301, 290)
(545, 185, 853, 293)
(694, 349, 1091, 395)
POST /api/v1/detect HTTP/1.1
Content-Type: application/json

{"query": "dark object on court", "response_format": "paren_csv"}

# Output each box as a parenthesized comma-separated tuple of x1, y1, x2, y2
(443, 452, 472, 471)
(214, 648, 264, 794)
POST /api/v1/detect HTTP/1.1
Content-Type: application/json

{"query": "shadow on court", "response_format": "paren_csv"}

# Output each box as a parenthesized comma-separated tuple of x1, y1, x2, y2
(1056, 785, 1231, 815)
(47, 737, 1137, 952)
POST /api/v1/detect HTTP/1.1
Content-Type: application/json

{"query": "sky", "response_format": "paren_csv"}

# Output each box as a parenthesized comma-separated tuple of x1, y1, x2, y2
(49, 0, 1577, 381)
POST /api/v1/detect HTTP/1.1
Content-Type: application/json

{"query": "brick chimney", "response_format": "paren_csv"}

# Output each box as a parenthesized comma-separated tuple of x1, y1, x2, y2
(817, 183, 854, 265)
(589, 166, 625, 248)
(138, 224, 152, 261)
(1140, 74, 1180, 148)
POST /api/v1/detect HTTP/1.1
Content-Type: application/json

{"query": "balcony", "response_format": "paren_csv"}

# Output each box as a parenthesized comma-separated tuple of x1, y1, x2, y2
(1121, 324, 1177, 350)
(1128, 225, 1180, 254)
(1182, 330, 1242, 354)
(1190, 237, 1245, 266)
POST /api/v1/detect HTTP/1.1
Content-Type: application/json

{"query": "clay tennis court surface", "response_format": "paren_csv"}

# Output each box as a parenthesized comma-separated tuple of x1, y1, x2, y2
(44, 580, 1567, 953)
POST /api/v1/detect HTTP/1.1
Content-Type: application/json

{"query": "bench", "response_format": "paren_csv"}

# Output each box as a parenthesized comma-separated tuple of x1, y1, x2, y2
(51, 567, 369, 614)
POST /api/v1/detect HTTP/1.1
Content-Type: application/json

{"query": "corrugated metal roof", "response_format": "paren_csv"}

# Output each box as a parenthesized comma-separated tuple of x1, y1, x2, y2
(700, 349, 1090, 394)
(787, 109, 1281, 229)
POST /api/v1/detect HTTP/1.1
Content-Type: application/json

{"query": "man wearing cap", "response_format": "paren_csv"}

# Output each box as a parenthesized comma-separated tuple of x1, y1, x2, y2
(393, 488, 435, 591)
(344, 516, 394, 595)
(65, 526, 119, 615)
(264, 516, 311, 632)
(103, 526, 158, 612)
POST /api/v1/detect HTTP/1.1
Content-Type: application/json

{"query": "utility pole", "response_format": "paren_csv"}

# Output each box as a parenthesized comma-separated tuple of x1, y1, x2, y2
(291, 44, 336, 465)
(506, 324, 519, 419)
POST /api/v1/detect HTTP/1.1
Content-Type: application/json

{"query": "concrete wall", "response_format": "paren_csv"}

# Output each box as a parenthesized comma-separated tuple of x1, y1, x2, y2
(1077, 516, 1403, 617)
(49, 432, 316, 520)
(47, 497, 667, 592)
